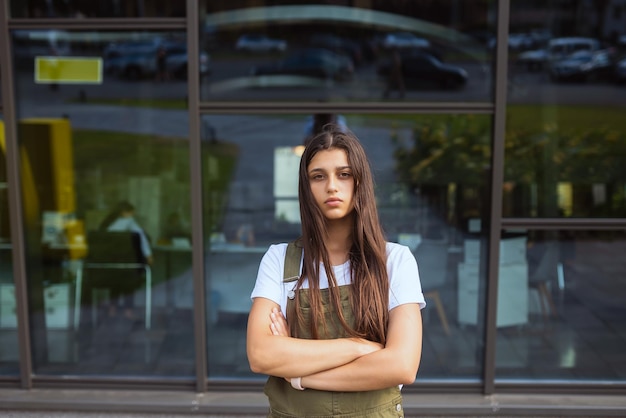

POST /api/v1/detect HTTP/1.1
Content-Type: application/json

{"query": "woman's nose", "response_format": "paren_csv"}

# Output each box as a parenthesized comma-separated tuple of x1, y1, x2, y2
(327, 178, 338, 192)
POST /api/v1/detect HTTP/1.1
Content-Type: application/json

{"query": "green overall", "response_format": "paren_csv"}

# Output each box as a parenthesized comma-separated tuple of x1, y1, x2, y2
(263, 241, 403, 418)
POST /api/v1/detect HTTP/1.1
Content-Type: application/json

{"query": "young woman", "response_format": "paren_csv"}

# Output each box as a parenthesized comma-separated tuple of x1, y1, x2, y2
(247, 125, 425, 417)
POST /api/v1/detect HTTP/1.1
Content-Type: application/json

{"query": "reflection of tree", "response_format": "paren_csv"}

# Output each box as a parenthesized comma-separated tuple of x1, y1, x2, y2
(393, 115, 490, 186)
(392, 114, 626, 220)
(72, 130, 239, 239)
(391, 115, 490, 236)
(203, 141, 239, 240)
(506, 123, 626, 217)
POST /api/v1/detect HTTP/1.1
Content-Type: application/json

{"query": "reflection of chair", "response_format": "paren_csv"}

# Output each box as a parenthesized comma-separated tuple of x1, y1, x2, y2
(528, 241, 559, 320)
(415, 242, 450, 335)
(74, 231, 152, 329)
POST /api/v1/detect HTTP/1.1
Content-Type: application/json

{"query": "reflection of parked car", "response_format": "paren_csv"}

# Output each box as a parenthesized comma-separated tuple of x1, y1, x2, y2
(104, 40, 210, 80)
(508, 33, 536, 50)
(309, 34, 363, 65)
(517, 48, 549, 71)
(382, 32, 430, 49)
(519, 37, 601, 71)
(235, 34, 287, 53)
(549, 50, 613, 82)
(251, 48, 354, 81)
(104, 40, 155, 59)
(378, 52, 467, 89)
(547, 37, 600, 62)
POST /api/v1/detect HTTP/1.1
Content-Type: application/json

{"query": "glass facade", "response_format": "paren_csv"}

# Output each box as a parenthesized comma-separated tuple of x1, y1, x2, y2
(0, 0, 625, 400)
(200, 0, 494, 102)
(506, 1, 626, 219)
(9, 29, 195, 377)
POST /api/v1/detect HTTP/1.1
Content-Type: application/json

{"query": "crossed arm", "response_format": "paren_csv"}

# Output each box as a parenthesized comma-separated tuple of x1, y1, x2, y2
(246, 297, 423, 392)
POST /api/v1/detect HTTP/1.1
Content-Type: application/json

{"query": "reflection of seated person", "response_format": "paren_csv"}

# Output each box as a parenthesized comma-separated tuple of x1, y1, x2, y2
(100, 201, 153, 265)
(96, 201, 153, 320)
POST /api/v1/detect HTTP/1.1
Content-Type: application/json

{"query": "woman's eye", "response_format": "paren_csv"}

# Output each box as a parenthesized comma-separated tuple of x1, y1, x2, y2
(339, 172, 352, 178)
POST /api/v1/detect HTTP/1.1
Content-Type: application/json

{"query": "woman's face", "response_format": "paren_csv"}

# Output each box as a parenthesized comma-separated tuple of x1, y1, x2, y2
(307, 148, 355, 222)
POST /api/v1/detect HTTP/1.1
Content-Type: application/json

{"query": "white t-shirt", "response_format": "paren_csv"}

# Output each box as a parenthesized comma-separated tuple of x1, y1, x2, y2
(250, 242, 426, 317)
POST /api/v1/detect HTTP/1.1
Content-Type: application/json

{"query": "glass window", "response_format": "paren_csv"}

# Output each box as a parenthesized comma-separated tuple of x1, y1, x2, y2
(1, 115, 20, 376)
(506, 2, 626, 218)
(10, 1, 185, 18)
(12, 29, 202, 89)
(202, 113, 492, 381)
(496, 229, 626, 382)
(199, 1, 494, 103)
(12, 30, 194, 377)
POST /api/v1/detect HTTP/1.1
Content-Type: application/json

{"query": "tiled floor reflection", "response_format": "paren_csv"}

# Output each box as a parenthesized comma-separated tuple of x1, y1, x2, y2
(494, 240, 626, 381)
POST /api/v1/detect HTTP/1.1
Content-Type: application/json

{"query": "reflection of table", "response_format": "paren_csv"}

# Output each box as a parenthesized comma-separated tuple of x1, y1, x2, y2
(154, 245, 193, 310)
(154, 244, 193, 278)
(153, 242, 267, 322)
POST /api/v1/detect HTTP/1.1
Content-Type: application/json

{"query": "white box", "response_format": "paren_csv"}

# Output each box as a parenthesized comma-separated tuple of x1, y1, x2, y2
(463, 239, 481, 264)
(463, 237, 528, 266)
(1, 283, 72, 329)
(0, 284, 17, 328)
(500, 236, 528, 265)
(44, 283, 71, 329)
(457, 262, 528, 328)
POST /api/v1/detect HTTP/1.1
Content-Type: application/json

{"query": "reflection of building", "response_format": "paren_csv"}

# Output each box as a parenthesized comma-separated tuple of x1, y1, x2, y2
(1, 1, 626, 417)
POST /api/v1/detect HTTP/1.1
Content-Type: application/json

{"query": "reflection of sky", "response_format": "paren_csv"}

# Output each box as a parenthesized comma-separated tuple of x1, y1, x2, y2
(205, 5, 486, 57)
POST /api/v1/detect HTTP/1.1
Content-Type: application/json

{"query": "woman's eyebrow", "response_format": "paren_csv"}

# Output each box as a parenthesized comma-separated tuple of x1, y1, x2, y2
(308, 165, 351, 174)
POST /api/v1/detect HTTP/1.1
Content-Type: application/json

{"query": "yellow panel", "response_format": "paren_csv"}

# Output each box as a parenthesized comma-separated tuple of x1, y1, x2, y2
(0, 121, 41, 228)
(35, 56, 102, 84)
(19, 118, 76, 213)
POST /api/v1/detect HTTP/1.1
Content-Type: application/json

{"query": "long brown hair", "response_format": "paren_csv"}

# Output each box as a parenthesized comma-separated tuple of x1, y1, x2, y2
(292, 124, 390, 344)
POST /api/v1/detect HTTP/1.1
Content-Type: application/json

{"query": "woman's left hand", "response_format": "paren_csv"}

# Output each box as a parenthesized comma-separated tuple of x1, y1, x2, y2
(269, 307, 290, 337)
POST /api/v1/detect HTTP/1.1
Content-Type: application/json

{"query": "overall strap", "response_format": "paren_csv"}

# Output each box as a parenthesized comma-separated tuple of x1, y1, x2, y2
(283, 238, 303, 283)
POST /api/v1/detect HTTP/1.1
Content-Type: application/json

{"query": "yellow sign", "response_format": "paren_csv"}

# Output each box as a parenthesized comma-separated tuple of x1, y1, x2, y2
(35, 56, 102, 84)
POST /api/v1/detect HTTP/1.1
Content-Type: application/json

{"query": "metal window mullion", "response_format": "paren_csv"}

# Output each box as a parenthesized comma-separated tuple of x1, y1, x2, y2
(185, 0, 208, 393)
(199, 102, 494, 114)
(0, 0, 33, 389)
(502, 218, 626, 230)
(7, 18, 185, 30)
(483, 0, 511, 395)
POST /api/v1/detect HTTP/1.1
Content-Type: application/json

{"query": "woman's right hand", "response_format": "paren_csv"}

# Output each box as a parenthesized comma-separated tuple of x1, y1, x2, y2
(269, 307, 290, 337)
